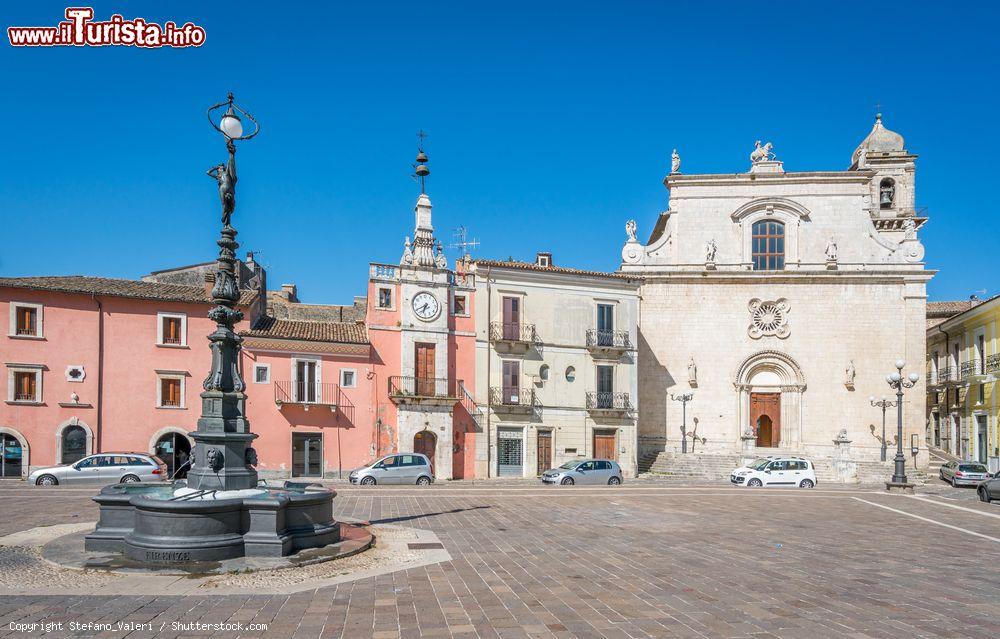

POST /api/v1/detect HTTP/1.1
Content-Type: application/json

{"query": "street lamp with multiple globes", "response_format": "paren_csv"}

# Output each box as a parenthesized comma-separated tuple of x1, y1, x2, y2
(885, 359, 920, 486)
(670, 392, 694, 453)
(869, 395, 899, 462)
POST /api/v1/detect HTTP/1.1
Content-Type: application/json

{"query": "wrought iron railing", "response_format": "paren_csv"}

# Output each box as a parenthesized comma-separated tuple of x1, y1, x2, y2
(459, 381, 484, 429)
(960, 359, 985, 379)
(488, 386, 535, 408)
(275, 381, 341, 406)
(927, 367, 959, 385)
(586, 391, 632, 412)
(489, 321, 536, 343)
(586, 329, 630, 349)
(987, 354, 1000, 375)
(388, 376, 457, 399)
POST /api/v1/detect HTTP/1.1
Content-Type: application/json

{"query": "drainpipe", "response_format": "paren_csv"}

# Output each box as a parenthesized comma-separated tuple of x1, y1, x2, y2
(91, 294, 104, 452)
(485, 266, 492, 478)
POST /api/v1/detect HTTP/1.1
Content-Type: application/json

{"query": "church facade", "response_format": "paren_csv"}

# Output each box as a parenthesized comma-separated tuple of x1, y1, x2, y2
(623, 116, 932, 474)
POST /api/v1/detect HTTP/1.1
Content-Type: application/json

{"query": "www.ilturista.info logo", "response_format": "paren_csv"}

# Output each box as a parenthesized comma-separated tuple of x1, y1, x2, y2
(8, 7, 206, 48)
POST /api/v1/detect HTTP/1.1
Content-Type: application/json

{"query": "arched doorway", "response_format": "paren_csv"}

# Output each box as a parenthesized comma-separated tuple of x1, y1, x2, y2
(154, 431, 192, 479)
(414, 430, 436, 473)
(1, 432, 24, 478)
(61, 425, 88, 465)
(735, 350, 806, 450)
(756, 414, 774, 448)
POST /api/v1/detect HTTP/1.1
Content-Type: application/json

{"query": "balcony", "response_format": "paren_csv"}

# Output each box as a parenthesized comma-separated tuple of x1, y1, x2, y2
(961, 359, 986, 381)
(369, 263, 399, 281)
(987, 354, 1000, 375)
(489, 322, 537, 353)
(586, 329, 631, 357)
(489, 387, 535, 414)
(586, 391, 632, 416)
(927, 367, 961, 388)
(275, 381, 340, 412)
(388, 376, 459, 406)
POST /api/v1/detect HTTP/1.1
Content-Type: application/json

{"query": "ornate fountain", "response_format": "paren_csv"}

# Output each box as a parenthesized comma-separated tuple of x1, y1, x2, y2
(84, 94, 339, 564)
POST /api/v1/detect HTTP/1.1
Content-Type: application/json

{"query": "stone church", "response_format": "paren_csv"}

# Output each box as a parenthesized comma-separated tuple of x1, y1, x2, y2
(622, 116, 932, 476)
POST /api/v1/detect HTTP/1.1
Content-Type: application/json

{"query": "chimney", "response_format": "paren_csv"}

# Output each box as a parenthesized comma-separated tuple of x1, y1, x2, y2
(970, 294, 982, 306)
(281, 283, 298, 302)
(203, 272, 215, 298)
(536, 252, 553, 268)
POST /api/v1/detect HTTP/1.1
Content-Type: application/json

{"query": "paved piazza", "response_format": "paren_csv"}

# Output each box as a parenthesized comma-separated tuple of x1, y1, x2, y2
(1, 480, 999, 638)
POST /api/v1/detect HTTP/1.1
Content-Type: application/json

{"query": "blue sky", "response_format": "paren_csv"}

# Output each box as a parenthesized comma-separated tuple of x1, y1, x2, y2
(1, 1, 997, 304)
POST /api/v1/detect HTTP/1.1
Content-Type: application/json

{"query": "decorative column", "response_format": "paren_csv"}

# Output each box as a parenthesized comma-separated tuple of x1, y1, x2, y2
(186, 93, 261, 493)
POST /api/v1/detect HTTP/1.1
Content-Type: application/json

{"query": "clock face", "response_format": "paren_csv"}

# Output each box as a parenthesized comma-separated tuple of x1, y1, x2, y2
(411, 291, 440, 321)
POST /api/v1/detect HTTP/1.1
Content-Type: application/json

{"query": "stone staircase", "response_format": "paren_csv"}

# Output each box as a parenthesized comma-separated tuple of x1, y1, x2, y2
(639, 450, 931, 485)
(926, 445, 958, 479)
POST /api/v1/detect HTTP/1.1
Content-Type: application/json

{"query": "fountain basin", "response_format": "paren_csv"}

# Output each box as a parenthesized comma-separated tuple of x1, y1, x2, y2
(85, 482, 339, 563)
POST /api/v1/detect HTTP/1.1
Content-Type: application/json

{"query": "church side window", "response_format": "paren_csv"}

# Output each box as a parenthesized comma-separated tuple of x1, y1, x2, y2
(751, 220, 785, 270)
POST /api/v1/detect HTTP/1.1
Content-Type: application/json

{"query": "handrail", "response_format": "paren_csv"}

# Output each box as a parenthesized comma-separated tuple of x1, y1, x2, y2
(388, 376, 458, 398)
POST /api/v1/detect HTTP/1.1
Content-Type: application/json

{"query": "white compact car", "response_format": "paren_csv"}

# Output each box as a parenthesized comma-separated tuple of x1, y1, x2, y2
(730, 456, 816, 488)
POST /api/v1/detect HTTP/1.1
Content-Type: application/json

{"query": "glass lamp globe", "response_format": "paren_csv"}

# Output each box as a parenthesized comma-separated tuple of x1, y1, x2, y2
(220, 107, 243, 139)
(894, 359, 906, 370)
(908, 372, 920, 383)
(868, 396, 875, 403)
(890, 372, 902, 383)
(885, 374, 894, 384)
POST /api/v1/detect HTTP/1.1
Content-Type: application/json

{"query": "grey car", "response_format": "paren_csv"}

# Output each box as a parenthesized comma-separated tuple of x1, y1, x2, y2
(29, 453, 168, 486)
(541, 459, 623, 485)
(939, 461, 991, 487)
(977, 474, 1000, 503)
(349, 453, 434, 486)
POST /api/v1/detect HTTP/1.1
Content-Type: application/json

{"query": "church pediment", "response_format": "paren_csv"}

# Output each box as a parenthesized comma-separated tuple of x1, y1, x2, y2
(730, 197, 811, 223)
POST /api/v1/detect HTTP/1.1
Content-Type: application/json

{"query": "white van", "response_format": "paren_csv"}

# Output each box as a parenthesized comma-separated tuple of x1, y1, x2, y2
(730, 457, 816, 488)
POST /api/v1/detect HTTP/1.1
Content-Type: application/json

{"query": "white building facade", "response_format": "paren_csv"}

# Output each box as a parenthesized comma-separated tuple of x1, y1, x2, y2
(623, 117, 933, 478)
(471, 256, 641, 477)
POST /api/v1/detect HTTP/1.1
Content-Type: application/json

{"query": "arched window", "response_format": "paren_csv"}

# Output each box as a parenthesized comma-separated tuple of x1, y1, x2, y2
(879, 178, 895, 209)
(61, 425, 88, 464)
(751, 220, 785, 270)
(538, 364, 550, 381)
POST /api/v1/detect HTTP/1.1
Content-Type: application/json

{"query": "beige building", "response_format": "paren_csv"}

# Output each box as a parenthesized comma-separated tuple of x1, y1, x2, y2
(470, 255, 641, 477)
(622, 117, 933, 480)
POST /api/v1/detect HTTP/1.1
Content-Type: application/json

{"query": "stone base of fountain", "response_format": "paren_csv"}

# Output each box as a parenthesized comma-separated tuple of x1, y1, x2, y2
(85, 481, 339, 564)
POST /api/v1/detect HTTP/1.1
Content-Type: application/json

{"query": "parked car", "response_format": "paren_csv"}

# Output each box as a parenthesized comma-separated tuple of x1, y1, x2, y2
(541, 459, 623, 485)
(349, 453, 434, 486)
(730, 457, 817, 488)
(977, 474, 1000, 503)
(29, 453, 168, 486)
(939, 461, 990, 487)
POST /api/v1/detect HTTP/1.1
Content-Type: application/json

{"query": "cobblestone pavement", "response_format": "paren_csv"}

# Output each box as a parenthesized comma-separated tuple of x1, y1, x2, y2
(0, 480, 998, 638)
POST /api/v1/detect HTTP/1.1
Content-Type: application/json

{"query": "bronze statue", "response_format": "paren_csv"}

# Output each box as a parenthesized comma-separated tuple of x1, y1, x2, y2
(207, 141, 237, 227)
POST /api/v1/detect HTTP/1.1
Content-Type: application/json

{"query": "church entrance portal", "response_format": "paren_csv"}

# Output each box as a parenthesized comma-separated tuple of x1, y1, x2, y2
(750, 392, 780, 447)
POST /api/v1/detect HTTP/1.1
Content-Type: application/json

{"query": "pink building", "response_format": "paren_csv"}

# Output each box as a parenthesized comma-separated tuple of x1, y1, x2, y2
(0, 259, 385, 481)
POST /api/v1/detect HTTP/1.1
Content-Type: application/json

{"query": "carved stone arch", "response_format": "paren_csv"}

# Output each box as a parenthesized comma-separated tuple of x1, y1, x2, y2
(0, 426, 30, 478)
(733, 350, 807, 450)
(148, 426, 195, 455)
(734, 350, 806, 389)
(55, 417, 94, 464)
(732, 198, 810, 266)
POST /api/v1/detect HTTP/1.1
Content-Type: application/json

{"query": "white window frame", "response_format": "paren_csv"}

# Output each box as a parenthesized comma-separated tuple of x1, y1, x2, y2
(155, 371, 187, 409)
(9, 302, 43, 339)
(291, 356, 322, 403)
(156, 312, 188, 347)
(376, 286, 395, 311)
(452, 292, 470, 317)
(6, 364, 43, 404)
(253, 363, 271, 384)
(340, 368, 357, 389)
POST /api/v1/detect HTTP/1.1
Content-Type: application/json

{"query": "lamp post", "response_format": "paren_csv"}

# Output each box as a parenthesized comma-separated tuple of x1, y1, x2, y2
(869, 395, 898, 462)
(885, 359, 920, 486)
(670, 392, 694, 453)
(186, 93, 261, 492)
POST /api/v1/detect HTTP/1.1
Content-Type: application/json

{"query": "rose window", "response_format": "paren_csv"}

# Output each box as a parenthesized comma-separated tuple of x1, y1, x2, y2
(748, 298, 790, 339)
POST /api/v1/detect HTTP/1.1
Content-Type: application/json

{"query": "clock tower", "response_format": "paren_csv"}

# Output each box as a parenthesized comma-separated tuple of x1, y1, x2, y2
(366, 138, 480, 480)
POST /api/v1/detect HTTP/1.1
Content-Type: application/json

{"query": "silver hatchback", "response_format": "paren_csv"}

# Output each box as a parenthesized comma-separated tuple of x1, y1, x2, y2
(29, 453, 168, 486)
(541, 459, 623, 485)
(939, 461, 991, 487)
(349, 453, 434, 486)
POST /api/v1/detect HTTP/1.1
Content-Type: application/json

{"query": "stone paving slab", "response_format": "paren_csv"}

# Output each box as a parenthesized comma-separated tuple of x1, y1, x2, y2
(0, 482, 998, 638)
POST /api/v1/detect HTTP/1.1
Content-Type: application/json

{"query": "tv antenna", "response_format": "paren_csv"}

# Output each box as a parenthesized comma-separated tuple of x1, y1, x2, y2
(450, 225, 480, 259)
